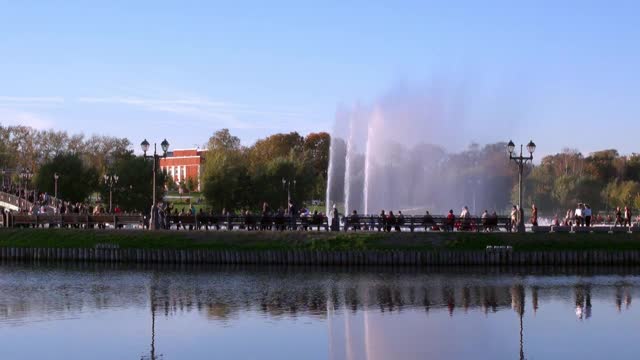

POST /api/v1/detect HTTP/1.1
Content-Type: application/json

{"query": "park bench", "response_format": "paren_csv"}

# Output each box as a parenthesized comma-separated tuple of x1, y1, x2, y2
(10, 214, 33, 227)
(532, 226, 551, 233)
(591, 226, 611, 234)
(572, 226, 591, 234)
(551, 225, 571, 233)
(611, 226, 630, 234)
(341, 214, 512, 232)
(168, 214, 197, 230)
(114, 215, 143, 228)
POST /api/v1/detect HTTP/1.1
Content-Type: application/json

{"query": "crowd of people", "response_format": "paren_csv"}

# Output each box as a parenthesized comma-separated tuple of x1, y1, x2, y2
(148, 200, 329, 231)
(4, 184, 639, 231)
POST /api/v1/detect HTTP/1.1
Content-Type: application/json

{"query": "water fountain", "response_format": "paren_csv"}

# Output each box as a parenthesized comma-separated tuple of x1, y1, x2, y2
(325, 85, 512, 216)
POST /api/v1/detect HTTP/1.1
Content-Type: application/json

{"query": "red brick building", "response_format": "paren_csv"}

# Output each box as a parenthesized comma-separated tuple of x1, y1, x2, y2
(159, 148, 207, 191)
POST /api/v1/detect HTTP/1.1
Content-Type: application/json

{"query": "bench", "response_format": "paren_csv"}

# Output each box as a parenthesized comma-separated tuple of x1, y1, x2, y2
(592, 226, 611, 234)
(532, 226, 551, 233)
(572, 226, 591, 234)
(611, 226, 630, 234)
(551, 226, 571, 233)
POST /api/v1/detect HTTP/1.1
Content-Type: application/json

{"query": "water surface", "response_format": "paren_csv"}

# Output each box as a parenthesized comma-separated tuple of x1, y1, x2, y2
(0, 263, 638, 359)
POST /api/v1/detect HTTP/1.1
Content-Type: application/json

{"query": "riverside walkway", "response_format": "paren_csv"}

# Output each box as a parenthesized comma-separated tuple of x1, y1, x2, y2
(1, 191, 638, 233)
(3, 212, 640, 233)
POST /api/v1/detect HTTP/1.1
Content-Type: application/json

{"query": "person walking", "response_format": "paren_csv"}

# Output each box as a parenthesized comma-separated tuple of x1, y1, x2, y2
(446, 210, 455, 232)
(396, 211, 404, 232)
(510, 206, 518, 232)
(530, 204, 538, 227)
(387, 211, 396, 232)
(379, 210, 386, 232)
(574, 204, 583, 227)
(584, 204, 592, 227)
(624, 206, 632, 227)
(615, 207, 623, 227)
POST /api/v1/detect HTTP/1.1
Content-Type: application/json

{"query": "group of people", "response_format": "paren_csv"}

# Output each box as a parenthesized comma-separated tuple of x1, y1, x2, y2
(149, 200, 329, 231)
(549, 204, 635, 227)
(343, 206, 503, 232)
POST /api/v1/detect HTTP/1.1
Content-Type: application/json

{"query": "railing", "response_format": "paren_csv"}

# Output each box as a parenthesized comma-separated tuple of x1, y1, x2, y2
(3, 213, 516, 232)
(0, 191, 33, 211)
(3, 212, 639, 233)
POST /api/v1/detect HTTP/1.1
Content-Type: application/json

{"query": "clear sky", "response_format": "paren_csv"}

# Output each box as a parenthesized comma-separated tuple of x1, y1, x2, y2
(1, 0, 638, 156)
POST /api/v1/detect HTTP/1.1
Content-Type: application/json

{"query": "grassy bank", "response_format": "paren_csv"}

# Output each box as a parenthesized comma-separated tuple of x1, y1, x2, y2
(2, 229, 640, 251)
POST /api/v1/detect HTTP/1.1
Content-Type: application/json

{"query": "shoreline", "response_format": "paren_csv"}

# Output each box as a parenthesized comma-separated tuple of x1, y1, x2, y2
(2, 228, 640, 265)
(1, 247, 640, 266)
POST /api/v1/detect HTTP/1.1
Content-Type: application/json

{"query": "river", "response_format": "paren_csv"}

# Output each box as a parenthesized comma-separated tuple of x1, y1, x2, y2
(0, 263, 638, 359)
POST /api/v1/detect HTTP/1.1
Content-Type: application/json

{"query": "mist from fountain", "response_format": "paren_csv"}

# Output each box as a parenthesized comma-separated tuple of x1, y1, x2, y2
(326, 84, 515, 216)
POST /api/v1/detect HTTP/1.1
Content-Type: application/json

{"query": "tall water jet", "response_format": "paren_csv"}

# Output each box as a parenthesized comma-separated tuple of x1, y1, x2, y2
(326, 136, 335, 216)
(326, 83, 515, 215)
(363, 121, 373, 215)
(343, 115, 355, 215)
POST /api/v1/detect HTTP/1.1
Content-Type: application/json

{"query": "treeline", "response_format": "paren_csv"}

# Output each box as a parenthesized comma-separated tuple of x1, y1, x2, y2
(4, 123, 635, 216)
(0, 124, 165, 211)
(522, 149, 640, 214)
(201, 129, 329, 211)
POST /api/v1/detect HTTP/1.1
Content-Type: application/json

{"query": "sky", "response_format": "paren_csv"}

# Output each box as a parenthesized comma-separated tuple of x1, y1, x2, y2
(1, 0, 639, 157)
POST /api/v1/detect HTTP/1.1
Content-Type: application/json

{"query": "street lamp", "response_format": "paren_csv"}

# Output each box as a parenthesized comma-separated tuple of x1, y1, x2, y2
(54, 173, 59, 206)
(141, 138, 169, 230)
(19, 169, 33, 211)
(507, 140, 536, 233)
(282, 177, 296, 206)
(104, 173, 119, 213)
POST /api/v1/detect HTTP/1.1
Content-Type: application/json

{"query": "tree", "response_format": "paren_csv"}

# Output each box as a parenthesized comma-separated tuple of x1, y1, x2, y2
(98, 152, 167, 213)
(208, 129, 241, 152)
(603, 180, 640, 209)
(247, 132, 304, 171)
(202, 148, 249, 211)
(186, 176, 197, 192)
(202, 129, 249, 210)
(34, 153, 98, 203)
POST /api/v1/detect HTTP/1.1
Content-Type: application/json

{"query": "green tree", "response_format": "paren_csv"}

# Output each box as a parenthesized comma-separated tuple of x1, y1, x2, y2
(202, 148, 249, 211)
(603, 180, 640, 209)
(186, 176, 197, 192)
(202, 129, 249, 211)
(98, 152, 167, 212)
(34, 153, 98, 203)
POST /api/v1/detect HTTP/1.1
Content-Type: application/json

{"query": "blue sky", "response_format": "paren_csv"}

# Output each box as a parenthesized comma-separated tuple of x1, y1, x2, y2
(1, 0, 639, 156)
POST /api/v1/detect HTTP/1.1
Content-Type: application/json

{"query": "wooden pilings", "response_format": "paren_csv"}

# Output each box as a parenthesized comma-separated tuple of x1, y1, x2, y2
(1, 248, 640, 266)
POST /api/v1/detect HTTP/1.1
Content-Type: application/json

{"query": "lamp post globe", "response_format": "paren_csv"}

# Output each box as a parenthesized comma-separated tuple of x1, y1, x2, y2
(507, 140, 516, 155)
(141, 139, 150, 154)
(527, 140, 536, 155)
(160, 139, 170, 154)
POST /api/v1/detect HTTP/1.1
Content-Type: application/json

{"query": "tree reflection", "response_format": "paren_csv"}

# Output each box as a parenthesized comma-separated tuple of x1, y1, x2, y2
(0, 264, 636, 327)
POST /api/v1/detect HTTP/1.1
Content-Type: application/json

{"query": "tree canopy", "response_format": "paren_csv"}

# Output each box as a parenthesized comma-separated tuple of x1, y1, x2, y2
(202, 129, 330, 212)
(34, 153, 98, 203)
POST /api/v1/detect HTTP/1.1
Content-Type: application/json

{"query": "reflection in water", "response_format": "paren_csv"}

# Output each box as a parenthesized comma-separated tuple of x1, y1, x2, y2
(1, 263, 640, 359)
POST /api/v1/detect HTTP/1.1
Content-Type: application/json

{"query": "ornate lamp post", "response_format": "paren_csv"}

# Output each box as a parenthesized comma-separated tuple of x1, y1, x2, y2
(507, 140, 536, 233)
(104, 173, 119, 213)
(281, 177, 296, 206)
(19, 168, 33, 211)
(141, 139, 169, 230)
(54, 173, 59, 206)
